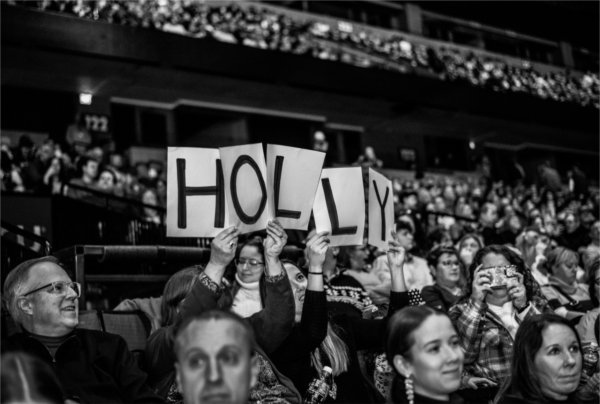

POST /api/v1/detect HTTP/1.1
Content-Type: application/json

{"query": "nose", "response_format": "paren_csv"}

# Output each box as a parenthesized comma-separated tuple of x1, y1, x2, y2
(443, 345, 462, 363)
(563, 350, 578, 367)
(206, 359, 223, 383)
(65, 285, 78, 300)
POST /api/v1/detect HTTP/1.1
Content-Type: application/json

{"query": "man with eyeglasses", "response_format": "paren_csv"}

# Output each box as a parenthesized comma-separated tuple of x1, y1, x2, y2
(2, 256, 163, 404)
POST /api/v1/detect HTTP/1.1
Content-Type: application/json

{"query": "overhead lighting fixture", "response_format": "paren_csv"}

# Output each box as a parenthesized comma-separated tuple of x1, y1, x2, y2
(79, 92, 93, 105)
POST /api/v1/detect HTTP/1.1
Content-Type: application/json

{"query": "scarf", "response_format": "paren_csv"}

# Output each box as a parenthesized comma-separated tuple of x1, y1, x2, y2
(488, 301, 518, 339)
(231, 273, 262, 318)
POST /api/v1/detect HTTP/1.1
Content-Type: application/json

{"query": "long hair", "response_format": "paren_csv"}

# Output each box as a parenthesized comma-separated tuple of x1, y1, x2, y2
(161, 265, 203, 327)
(495, 314, 581, 403)
(460, 244, 547, 308)
(282, 259, 350, 376)
(310, 322, 349, 376)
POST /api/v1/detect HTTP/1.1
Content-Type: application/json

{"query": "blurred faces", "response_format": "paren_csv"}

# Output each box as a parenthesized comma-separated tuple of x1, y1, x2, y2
(349, 246, 369, 270)
(82, 160, 98, 181)
(459, 237, 480, 267)
(480, 203, 498, 226)
(97, 170, 115, 191)
(394, 315, 463, 401)
(552, 255, 578, 285)
(283, 263, 307, 323)
(395, 228, 414, 250)
(434, 253, 461, 288)
(236, 245, 264, 284)
(564, 214, 578, 234)
(18, 262, 79, 337)
(534, 324, 582, 401)
(175, 318, 258, 404)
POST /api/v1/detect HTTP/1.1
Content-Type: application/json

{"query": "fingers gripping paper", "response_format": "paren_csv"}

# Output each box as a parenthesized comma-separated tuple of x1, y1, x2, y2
(368, 168, 394, 251)
(167, 147, 228, 237)
(313, 167, 365, 247)
(266, 144, 325, 230)
(220, 143, 270, 234)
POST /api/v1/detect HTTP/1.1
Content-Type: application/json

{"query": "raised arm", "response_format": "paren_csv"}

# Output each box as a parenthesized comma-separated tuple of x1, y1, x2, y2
(179, 226, 239, 317)
(248, 220, 295, 353)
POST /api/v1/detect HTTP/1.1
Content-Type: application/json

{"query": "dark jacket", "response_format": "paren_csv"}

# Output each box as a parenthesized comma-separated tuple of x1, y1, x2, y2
(146, 271, 299, 402)
(3, 329, 162, 404)
(421, 283, 463, 313)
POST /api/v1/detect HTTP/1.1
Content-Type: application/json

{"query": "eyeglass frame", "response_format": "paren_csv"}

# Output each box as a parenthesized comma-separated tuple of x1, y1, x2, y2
(235, 258, 265, 267)
(20, 281, 81, 298)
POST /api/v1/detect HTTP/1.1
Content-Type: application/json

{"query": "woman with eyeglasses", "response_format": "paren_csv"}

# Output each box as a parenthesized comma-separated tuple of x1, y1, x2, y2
(270, 234, 416, 403)
(448, 245, 549, 403)
(181, 220, 296, 354)
(421, 246, 467, 313)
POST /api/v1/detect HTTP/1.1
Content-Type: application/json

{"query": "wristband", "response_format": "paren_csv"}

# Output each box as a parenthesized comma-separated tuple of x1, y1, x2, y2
(308, 271, 323, 275)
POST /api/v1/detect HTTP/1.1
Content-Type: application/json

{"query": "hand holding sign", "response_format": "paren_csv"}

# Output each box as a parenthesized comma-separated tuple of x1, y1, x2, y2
(209, 226, 240, 267)
(306, 231, 330, 270)
(263, 220, 288, 260)
(387, 238, 408, 292)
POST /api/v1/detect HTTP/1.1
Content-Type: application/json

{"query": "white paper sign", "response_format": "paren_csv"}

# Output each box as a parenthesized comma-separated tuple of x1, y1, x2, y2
(313, 167, 365, 247)
(220, 143, 270, 234)
(166, 147, 228, 237)
(368, 168, 394, 251)
(266, 144, 325, 230)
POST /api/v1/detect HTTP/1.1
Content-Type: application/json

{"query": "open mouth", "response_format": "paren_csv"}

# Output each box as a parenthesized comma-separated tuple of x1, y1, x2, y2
(201, 393, 230, 403)
(62, 305, 77, 312)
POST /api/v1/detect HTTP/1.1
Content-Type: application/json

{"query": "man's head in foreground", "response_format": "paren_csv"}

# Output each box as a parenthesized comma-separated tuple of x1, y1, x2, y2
(174, 310, 259, 404)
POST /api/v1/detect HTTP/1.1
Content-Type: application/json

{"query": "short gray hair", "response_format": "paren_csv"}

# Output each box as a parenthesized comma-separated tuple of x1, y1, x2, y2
(3, 256, 61, 324)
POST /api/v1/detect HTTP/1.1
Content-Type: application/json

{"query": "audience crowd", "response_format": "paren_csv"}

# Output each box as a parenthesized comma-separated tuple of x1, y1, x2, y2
(2, 132, 599, 404)
(10, 0, 600, 109)
(2, 4, 599, 403)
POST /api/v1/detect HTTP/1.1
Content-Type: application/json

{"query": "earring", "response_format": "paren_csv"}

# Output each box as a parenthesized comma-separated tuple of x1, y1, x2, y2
(404, 374, 414, 404)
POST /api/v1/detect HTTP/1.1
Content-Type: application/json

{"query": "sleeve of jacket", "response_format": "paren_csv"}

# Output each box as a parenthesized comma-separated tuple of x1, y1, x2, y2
(178, 272, 222, 319)
(110, 334, 165, 403)
(298, 289, 328, 349)
(421, 286, 445, 311)
(449, 298, 485, 365)
(350, 291, 411, 350)
(249, 272, 295, 354)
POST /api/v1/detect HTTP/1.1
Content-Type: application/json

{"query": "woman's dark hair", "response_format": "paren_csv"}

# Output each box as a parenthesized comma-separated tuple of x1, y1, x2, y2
(1, 352, 65, 404)
(496, 314, 581, 403)
(385, 305, 441, 364)
(236, 236, 265, 260)
(161, 265, 203, 327)
(588, 259, 599, 306)
(461, 244, 546, 307)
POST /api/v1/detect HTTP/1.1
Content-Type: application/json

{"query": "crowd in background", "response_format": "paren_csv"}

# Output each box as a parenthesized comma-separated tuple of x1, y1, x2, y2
(11, 0, 600, 108)
(0, 129, 167, 223)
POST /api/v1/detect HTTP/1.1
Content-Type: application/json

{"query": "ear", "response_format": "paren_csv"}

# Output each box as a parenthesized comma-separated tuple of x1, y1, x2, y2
(249, 354, 260, 389)
(174, 362, 183, 393)
(392, 354, 413, 379)
(17, 297, 34, 316)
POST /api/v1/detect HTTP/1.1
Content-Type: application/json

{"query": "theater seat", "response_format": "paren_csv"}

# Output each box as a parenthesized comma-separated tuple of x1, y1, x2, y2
(77, 310, 151, 369)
